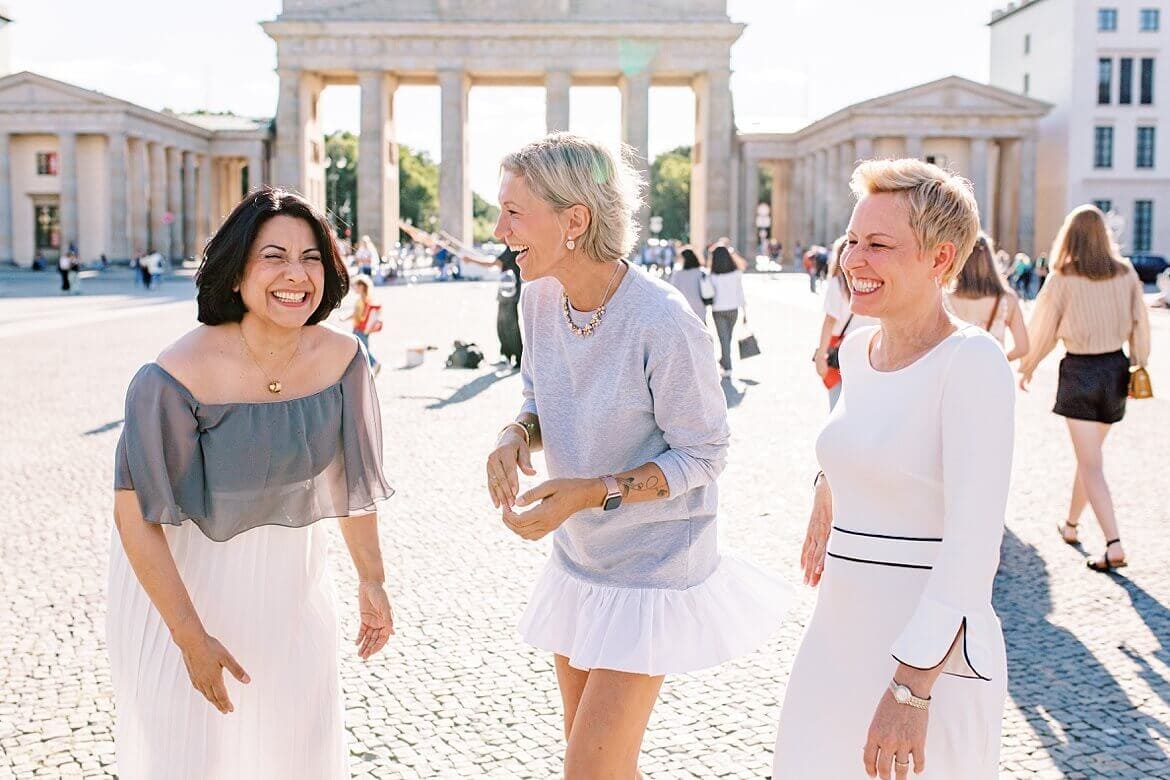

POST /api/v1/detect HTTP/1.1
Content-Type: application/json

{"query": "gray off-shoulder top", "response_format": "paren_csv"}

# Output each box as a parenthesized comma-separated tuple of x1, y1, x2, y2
(114, 347, 394, 542)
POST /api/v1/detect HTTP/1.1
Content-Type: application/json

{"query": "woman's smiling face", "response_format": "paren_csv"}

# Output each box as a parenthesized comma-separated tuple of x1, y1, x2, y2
(493, 169, 574, 281)
(236, 215, 326, 327)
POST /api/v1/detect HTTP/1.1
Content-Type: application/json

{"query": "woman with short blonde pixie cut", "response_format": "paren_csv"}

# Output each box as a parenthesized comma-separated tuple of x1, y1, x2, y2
(1020, 204, 1150, 572)
(485, 133, 789, 776)
(777, 158, 1014, 779)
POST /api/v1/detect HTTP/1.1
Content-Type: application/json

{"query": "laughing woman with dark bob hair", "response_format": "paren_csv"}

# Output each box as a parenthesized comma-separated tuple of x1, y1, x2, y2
(107, 187, 395, 778)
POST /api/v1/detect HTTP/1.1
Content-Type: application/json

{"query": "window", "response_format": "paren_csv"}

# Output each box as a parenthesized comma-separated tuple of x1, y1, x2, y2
(1024, 73, 1031, 95)
(1137, 126, 1157, 167)
(1099, 57, 1113, 104)
(35, 152, 57, 176)
(1095, 126, 1115, 168)
(1024, 33, 1031, 54)
(1094, 199, 1114, 214)
(1121, 58, 1134, 103)
(1134, 200, 1153, 251)
(1140, 8, 1160, 31)
(1141, 58, 1155, 103)
(1099, 7, 1118, 31)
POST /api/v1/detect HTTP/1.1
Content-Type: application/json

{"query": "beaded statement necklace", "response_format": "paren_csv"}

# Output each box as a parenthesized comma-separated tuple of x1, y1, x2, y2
(560, 261, 623, 337)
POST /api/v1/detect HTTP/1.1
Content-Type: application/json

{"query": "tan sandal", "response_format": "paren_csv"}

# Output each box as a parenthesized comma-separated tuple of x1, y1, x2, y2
(1056, 521, 1079, 545)
(1087, 539, 1128, 572)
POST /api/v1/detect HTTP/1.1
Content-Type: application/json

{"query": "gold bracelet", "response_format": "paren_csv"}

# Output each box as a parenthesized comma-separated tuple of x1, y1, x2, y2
(499, 422, 530, 447)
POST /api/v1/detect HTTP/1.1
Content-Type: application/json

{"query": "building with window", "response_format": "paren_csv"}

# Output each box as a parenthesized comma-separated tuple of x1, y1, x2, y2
(991, 0, 1169, 256)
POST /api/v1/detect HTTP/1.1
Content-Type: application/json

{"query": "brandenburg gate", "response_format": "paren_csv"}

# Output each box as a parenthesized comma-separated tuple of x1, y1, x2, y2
(263, 0, 744, 252)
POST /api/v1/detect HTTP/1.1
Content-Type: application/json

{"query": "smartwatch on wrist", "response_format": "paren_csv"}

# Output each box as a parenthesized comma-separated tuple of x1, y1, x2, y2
(600, 475, 622, 511)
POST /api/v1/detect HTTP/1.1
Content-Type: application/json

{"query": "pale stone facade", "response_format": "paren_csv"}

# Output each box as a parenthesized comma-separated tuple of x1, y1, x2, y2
(0, 72, 270, 266)
(262, 0, 744, 253)
(738, 77, 1050, 260)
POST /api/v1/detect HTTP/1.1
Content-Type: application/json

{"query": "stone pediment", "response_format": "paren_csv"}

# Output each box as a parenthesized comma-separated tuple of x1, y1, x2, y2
(856, 76, 1050, 116)
(279, 0, 729, 21)
(0, 71, 125, 111)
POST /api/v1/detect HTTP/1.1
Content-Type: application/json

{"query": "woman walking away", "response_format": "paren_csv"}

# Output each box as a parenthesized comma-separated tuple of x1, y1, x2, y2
(1018, 204, 1151, 572)
(946, 232, 1030, 363)
(778, 159, 1012, 779)
(108, 187, 395, 779)
(486, 133, 789, 778)
(710, 245, 747, 377)
(815, 236, 879, 410)
(350, 274, 383, 376)
(669, 245, 710, 322)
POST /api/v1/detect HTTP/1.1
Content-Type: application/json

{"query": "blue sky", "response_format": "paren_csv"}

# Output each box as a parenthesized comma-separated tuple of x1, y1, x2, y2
(7, 0, 1003, 202)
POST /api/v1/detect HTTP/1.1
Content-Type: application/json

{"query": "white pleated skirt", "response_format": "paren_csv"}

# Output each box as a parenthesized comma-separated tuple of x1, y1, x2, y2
(772, 546, 1006, 778)
(106, 521, 348, 780)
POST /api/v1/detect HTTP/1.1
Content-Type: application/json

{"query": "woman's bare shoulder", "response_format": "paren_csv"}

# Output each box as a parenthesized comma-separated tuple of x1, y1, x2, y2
(156, 325, 232, 379)
(305, 323, 361, 371)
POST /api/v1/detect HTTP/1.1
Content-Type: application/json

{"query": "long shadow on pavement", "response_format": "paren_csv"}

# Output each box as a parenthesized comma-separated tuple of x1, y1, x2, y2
(995, 529, 1170, 777)
(425, 369, 513, 410)
(1116, 577, 1170, 715)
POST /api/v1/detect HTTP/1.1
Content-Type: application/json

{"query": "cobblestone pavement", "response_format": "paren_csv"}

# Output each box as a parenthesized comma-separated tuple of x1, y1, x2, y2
(1, 267, 1169, 778)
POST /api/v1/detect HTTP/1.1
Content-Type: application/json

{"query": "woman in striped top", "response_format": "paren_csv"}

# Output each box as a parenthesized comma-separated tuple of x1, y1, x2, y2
(1018, 205, 1151, 572)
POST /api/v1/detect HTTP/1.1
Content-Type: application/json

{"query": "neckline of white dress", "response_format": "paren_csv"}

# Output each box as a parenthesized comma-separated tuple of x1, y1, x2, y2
(864, 325, 973, 376)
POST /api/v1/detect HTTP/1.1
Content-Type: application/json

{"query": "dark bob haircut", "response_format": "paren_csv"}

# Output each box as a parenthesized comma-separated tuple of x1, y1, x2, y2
(680, 246, 701, 270)
(710, 245, 736, 275)
(196, 187, 349, 326)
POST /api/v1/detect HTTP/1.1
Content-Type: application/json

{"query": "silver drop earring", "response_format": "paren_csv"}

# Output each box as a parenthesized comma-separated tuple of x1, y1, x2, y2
(566, 237, 576, 250)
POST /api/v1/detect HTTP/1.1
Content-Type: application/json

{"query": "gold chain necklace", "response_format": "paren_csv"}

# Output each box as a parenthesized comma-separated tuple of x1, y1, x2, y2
(240, 327, 303, 394)
(561, 261, 623, 337)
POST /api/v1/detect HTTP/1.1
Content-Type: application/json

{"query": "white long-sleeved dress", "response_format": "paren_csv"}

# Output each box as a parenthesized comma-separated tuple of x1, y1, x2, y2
(773, 325, 1013, 778)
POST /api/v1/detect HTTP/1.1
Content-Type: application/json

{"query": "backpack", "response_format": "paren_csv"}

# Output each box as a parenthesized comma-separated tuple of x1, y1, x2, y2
(445, 340, 484, 369)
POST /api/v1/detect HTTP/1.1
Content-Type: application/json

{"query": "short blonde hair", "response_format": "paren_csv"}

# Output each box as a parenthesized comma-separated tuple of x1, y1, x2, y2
(501, 133, 645, 261)
(849, 158, 980, 285)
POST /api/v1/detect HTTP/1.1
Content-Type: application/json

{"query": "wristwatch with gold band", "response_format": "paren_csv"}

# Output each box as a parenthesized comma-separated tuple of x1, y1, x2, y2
(889, 680, 930, 710)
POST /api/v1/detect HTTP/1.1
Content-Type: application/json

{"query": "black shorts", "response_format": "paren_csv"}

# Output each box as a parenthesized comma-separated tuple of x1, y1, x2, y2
(1053, 350, 1130, 424)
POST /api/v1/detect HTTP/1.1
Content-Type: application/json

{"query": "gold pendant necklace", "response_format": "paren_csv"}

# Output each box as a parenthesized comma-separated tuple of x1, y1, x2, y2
(240, 327, 302, 394)
(562, 261, 623, 337)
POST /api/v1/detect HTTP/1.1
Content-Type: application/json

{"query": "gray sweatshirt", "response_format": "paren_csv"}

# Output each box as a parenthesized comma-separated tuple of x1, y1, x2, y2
(519, 265, 731, 591)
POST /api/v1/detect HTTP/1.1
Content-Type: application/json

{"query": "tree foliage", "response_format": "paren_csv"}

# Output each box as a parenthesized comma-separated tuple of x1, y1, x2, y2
(649, 145, 691, 242)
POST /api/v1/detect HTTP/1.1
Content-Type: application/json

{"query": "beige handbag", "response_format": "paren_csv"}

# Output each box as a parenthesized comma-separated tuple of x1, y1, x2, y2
(1129, 366, 1154, 399)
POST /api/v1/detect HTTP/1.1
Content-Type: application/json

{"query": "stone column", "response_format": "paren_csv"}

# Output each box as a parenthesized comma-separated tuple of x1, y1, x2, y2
(0, 132, 11, 264)
(128, 138, 148, 259)
(854, 135, 873, 162)
(621, 70, 651, 251)
(359, 70, 400, 254)
(247, 145, 266, 191)
(770, 160, 788, 252)
(825, 144, 840, 239)
(199, 154, 214, 253)
(741, 155, 759, 254)
(59, 132, 79, 256)
(166, 147, 182, 258)
(149, 142, 170, 258)
(439, 68, 471, 244)
(182, 151, 198, 259)
(968, 137, 990, 229)
(691, 68, 734, 251)
(545, 70, 571, 134)
(905, 134, 924, 159)
(812, 148, 827, 244)
(107, 132, 130, 262)
(275, 68, 303, 191)
(1018, 135, 1037, 256)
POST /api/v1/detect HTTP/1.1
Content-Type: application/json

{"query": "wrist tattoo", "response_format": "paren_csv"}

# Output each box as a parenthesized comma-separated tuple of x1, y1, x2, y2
(618, 475, 669, 499)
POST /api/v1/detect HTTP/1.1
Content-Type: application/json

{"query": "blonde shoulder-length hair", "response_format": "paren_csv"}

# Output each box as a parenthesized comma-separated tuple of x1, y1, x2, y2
(849, 158, 980, 286)
(500, 133, 645, 262)
(1049, 204, 1126, 280)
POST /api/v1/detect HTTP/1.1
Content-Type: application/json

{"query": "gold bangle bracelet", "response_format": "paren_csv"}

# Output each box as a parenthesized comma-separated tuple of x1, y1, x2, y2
(499, 422, 530, 447)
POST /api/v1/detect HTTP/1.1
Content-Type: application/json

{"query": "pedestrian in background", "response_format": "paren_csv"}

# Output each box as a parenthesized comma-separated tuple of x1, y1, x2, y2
(946, 233, 1030, 362)
(57, 251, 72, 293)
(814, 236, 878, 410)
(710, 244, 747, 378)
(1019, 204, 1151, 572)
(350, 274, 383, 376)
(485, 133, 788, 779)
(1013, 252, 1035, 299)
(107, 187, 394, 778)
(669, 245, 710, 322)
(779, 158, 1011, 780)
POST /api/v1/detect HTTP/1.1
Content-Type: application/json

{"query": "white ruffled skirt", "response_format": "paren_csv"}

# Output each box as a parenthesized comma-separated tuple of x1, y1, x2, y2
(106, 521, 348, 780)
(518, 554, 792, 676)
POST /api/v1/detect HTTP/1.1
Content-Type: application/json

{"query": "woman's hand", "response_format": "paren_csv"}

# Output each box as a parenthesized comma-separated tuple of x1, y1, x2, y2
(800, 478, 833, 587)
(175, 629, 250, 714)
(486, 428, 536, 508)
(355, 581, 394, 660)
(502, 478, 602, 541)
(863, 688, 928, 779)
(814, 350, 830, 379)
(1017, 371, 1032, 392)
